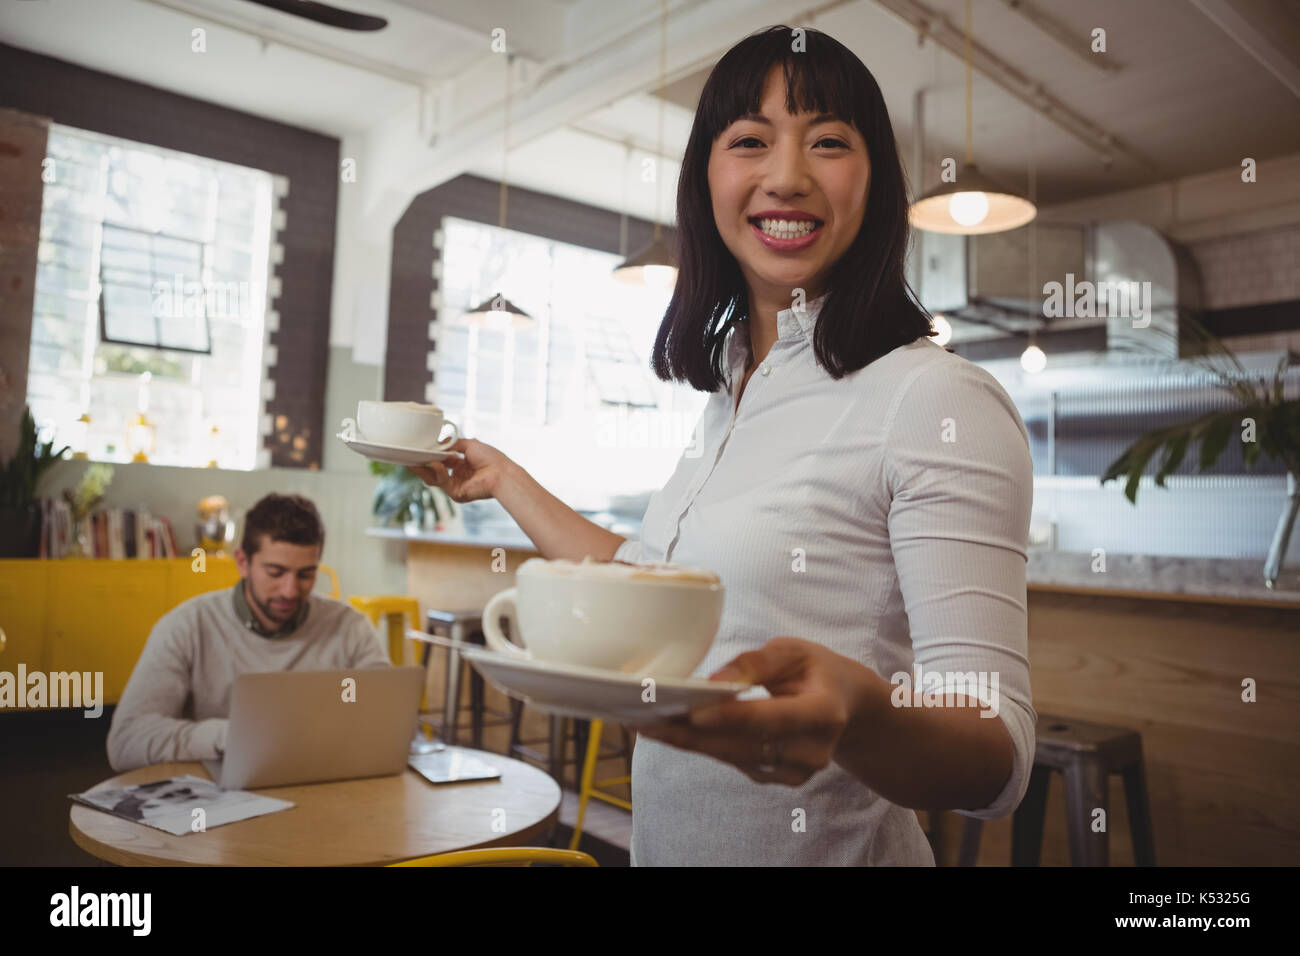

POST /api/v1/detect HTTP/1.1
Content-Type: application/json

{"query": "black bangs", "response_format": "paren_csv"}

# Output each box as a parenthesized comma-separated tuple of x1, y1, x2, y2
(698, 28, 867, 140)
(652, 24, 933, 393)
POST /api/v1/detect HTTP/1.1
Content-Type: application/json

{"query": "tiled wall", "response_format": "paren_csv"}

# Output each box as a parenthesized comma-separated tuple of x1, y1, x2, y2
(0, 43, 339, 469)
(0, 107, 46, 462)
(1188, 224, 1300, 309)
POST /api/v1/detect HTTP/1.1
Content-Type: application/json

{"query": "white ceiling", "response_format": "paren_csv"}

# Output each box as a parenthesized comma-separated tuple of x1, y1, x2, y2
(3, 0, 1299, 223)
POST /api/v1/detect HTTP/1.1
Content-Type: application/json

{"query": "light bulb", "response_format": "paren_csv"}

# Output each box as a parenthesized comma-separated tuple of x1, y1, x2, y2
(948, 191, 989, 228)
(1020, 344, 1046, 374)
(641, 264, 677, 289)
(932, 313, 952, 347)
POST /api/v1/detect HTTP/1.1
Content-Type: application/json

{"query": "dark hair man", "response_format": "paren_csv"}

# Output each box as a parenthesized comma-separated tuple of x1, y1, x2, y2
(107, 494, 389, 772)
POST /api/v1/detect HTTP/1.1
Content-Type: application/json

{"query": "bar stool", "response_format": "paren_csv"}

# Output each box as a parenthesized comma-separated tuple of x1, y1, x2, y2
(567, 718, 634, 851)
(423, 609, 514, 749)
(957, 713, 1156, 866)
(506, 702, 588, 786)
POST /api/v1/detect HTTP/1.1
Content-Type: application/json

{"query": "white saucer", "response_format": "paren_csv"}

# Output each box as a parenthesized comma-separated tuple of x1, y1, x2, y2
(459, 645, 752, 724)
(337, 433, 460, 466)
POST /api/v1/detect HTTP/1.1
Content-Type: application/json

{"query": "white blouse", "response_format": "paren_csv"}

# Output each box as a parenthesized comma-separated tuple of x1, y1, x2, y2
(613, 296, 1036, 865)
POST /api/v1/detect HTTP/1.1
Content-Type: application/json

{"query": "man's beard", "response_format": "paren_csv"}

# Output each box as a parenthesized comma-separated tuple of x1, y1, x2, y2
(251, 582, 296, 620)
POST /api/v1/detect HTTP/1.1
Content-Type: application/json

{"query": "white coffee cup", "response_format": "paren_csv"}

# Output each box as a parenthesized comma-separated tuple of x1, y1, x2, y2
(481, 557, 724, 678)
(357, 401, 459, 451)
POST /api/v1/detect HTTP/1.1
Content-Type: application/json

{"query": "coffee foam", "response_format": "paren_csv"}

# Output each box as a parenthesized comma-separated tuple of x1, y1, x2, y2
(523, 556, 720, 586)
(379, 402, 440, 412)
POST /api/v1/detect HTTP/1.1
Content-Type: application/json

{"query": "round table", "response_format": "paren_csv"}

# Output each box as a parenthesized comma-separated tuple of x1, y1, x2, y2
(70, 751, 562, 866)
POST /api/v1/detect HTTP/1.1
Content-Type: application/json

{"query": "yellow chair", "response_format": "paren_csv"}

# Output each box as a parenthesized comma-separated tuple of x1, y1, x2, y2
(389, 848, 597, 867)
(568, 719, 632, 852)
(317, 564, 340, 600)
(347, 595, 421, 666)
(347, 594, 435, 737)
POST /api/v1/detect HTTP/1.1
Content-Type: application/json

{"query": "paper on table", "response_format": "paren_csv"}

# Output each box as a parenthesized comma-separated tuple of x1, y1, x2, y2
(70, 774, 294, 836)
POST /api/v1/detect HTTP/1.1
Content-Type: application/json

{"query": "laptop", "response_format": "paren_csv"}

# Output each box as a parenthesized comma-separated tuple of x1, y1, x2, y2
(202, 666, 425, 790)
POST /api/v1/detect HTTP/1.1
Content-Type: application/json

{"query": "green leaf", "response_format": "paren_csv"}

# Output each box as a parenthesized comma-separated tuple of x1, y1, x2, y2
(1154, 432, 1190, 487)
(1198, 414, 1234, 470)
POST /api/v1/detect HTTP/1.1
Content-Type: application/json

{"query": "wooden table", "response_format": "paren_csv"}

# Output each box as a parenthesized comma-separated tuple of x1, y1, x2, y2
(69, 753, 562, 866)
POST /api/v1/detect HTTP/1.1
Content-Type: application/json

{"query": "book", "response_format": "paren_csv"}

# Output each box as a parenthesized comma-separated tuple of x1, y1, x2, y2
(135, 506, 150, 559)
(160, 516, 178, 558)
(108, 509, 124, 559)
(69, 775, 294, 836)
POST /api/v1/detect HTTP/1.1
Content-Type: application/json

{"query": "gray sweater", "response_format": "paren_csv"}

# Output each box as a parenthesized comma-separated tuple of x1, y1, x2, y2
(106, 586, 391, 772)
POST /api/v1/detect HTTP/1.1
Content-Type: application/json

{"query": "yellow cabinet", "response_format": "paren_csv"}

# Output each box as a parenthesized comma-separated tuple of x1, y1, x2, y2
(0, 557, 240, 707)
(0, 562, 53, 674)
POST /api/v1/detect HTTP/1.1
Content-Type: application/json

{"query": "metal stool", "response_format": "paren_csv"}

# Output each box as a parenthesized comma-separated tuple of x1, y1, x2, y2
(957, 713, 1156, 866)
(423, 609, 513, 750)
(506, 706, 596, 789)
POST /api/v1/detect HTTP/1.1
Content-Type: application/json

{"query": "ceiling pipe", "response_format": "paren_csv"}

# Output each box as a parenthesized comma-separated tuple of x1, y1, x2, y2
(874, 0, 1162, 176)
(995, 0, 1121, 74)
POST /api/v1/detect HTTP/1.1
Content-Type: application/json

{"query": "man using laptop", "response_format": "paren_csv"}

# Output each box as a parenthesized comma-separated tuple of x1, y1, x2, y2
(107, 493, 391, 773)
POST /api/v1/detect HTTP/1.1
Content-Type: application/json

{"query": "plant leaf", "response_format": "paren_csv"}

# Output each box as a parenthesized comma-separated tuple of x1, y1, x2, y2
(1198, 414, 1234, 470)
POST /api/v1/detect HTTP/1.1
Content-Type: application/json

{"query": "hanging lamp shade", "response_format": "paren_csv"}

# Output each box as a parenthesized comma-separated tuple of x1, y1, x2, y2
(909, 0, 1035, 236)
(612, 0, 677, 290)
(462, 293, 532, 329)
(909, 163, 1036, 235)
(460, 53, 533, 328)
(613, 234, 677, 288)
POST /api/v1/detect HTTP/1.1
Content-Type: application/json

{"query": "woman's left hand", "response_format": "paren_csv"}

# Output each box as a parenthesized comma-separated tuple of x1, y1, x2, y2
(630, 637, 885, 786)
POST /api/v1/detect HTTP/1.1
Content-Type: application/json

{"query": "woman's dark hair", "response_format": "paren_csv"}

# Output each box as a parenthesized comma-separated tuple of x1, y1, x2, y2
(652, 25, 933, 391)
(240, 493, 325, 557)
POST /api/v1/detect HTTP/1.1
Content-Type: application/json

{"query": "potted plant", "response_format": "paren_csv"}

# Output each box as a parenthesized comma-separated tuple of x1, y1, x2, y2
(369, 460, 458, 534)
(1100, 315, 1300, 588)
(63, 463, 114, 558)
(0, 406, 69, 557)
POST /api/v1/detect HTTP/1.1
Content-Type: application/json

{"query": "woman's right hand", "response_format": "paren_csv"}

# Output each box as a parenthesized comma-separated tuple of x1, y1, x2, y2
(409, 438, 513, 503)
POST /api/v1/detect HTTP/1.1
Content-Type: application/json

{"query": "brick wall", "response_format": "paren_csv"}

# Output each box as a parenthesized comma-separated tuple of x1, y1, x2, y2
(386, 173, 673, 402)
(0, 107, 47, 462)
(0, 43, 339, 469)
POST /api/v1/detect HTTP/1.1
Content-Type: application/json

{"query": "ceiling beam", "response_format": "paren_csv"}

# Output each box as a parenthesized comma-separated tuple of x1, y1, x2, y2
(355, 0, 829, 240)
(136, 0, 432, 87)
(1189, 0, 1300, 100)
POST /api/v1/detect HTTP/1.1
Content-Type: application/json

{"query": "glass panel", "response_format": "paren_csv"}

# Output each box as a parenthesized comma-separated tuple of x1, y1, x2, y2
(436, 215, 703, 504)
(27, 125, 274, 468)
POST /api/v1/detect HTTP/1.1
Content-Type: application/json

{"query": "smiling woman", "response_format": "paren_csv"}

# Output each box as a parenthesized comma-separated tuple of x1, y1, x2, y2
(415, 24, 1036, 867)
(655, 25, 933, 391)
(614, 24, 1036, 867)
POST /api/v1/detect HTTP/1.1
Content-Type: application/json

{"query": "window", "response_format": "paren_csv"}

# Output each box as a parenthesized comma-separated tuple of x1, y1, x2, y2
(27, 125, 275, 469)
(435, 217, 708, 507)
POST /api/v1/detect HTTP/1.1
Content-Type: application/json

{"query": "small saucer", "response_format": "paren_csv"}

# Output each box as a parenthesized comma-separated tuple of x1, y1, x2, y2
(458, 645, 752, 723)
(337, 433, 460, 467)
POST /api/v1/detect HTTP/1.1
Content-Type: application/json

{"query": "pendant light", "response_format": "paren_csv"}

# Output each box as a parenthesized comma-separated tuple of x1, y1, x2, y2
(909, 0, 1036, 235)
(613, 0, 677, 287)
(1020, 111, 1046, 373)
(463, 51, 533, 327)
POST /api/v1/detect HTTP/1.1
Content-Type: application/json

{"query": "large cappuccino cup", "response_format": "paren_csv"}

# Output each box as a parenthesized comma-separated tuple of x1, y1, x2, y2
(481, 557, 724, 678)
